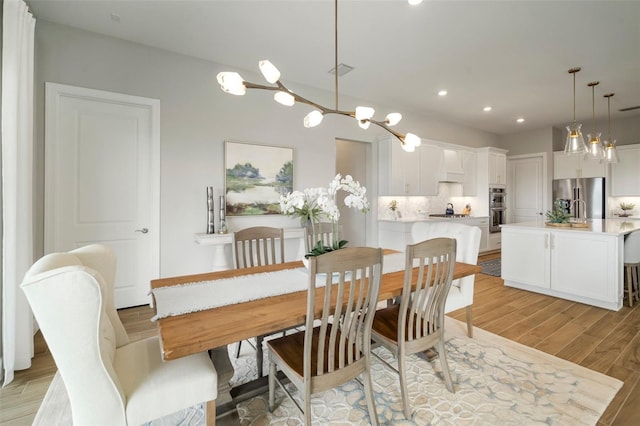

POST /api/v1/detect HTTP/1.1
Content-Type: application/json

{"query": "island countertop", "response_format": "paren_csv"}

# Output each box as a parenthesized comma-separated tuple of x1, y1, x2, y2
(501, 219, 640, 236)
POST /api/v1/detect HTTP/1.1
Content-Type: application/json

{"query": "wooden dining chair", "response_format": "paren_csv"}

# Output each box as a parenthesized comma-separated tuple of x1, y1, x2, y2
(233, 226, 285, 268)
(304, 222, 343, 252)
(267, 247, 383, 425)
(232, 226, 285, 376)
(371, 237, 457, 420)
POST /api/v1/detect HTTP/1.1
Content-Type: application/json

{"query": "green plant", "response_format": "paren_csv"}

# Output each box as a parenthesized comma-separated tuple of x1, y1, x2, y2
(620, 202, 635, 211)
(545, 199, 571, 223)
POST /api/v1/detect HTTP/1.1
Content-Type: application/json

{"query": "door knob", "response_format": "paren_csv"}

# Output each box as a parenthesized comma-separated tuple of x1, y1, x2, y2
(135, 228, 149, 234)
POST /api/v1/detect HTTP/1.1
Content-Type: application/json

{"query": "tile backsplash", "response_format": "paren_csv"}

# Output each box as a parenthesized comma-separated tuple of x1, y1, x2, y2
(378, 183, 477, 220)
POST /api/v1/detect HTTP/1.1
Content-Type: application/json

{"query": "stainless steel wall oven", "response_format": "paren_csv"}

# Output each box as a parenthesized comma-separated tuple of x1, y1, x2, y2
(489, 187, 506, 233)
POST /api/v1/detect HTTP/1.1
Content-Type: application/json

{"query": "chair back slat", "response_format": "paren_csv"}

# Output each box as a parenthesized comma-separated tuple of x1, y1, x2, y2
(399, 238, 456, 343)
(233, 226, 284, 269)
(305, 247, 383, 378)
(305, 222, 343, 252)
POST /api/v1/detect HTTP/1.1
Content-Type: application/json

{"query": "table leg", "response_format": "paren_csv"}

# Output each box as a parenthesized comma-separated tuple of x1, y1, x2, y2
(209, 347, 240, 424)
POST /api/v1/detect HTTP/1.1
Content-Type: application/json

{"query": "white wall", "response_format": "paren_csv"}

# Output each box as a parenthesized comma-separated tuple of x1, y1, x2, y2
(33, 21, 499, 277)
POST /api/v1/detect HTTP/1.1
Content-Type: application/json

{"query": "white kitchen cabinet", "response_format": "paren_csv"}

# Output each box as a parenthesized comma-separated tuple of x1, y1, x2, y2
(459, 216, 489, 252)
(489, 151, 507, 185)
(610, 145, 640, 196)
(378, 137, 415, 195)
(502, 228, 550, 288)
(553, 151, 607, 179)
(476, 147, 508, 190)
(378, 220, 415, 252)
(419, 144, 445, 195)
(501, 224, 624, 310)
(462, 151, 477, 196)
(378, 136, 442, 196)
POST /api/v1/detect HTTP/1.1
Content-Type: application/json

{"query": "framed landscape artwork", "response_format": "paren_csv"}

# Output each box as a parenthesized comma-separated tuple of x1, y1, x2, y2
(225, 141, 293, 216)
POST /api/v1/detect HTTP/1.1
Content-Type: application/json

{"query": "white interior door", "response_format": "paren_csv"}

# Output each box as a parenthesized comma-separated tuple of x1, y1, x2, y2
(508, 154, 545, 224)
(45, 83, 160, 308)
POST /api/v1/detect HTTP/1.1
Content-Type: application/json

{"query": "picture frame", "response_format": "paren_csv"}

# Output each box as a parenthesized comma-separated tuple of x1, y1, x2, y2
(225, 141, 293, 216)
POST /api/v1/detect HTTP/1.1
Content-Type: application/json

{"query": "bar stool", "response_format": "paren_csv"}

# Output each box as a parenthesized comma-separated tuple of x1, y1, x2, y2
(623, 231, 640, 307)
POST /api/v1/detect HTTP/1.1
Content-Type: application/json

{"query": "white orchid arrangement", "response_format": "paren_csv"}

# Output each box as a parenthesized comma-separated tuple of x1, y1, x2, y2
(280, 174, 369, 257)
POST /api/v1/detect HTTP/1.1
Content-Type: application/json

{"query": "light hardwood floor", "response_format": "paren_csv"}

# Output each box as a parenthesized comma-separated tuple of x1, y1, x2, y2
(2, 252, 639, 425)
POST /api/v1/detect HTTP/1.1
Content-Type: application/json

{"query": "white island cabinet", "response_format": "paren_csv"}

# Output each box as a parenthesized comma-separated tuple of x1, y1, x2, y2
(501, 220, 640, 311)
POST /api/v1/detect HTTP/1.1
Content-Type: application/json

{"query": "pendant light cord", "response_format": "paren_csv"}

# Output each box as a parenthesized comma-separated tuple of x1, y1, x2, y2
(334, 0, 338, 110)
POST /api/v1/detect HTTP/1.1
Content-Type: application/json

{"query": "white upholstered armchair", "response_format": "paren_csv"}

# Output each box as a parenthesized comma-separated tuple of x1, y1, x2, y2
(411, 222, 482, 337)
(21, 244, 218, 425)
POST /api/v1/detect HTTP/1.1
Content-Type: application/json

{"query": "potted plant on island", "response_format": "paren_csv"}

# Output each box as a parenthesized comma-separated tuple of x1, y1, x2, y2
(545, 199, 571, 227)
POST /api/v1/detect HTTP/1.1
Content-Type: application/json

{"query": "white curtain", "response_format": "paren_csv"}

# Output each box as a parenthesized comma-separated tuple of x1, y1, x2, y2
(1, 0, 36, 386)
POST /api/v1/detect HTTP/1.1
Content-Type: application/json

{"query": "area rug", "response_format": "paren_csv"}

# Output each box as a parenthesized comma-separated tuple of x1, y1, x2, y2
(479, 258, 501, 277)
(34, 318, 622, 425)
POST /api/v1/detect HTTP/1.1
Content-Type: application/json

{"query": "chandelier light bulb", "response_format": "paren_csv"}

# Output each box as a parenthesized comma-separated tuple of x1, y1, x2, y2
(355, 106, 375, 121)
(586, 133, 604, 160)
(604, 140, 620, 163)
(303, 110, 324, 128)
(385, 113, 402, 126)
(258, 60, 281, 84)
(564, 123, 587, 155)
(216, 72, 246, 95)
(274, 91, 295, 106)
(358, 120, 371, 130)
(404, 132, 421, 148)
(401, 142, 416, 152)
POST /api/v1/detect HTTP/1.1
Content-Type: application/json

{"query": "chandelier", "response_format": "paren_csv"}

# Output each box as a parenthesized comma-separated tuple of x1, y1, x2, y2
(216, 0, 421, 152)
(564, 67, 588, 155)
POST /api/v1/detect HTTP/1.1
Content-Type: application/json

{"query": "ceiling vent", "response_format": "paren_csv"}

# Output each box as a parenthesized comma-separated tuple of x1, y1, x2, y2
(328, 63, 354, 77)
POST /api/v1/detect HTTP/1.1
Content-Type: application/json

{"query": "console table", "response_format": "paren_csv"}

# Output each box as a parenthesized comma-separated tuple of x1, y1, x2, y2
(194, 227, 306, 271)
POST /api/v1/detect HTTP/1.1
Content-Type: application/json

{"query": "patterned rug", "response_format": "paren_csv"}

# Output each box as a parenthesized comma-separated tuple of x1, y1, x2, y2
(35, 318, 621, 425)
(479, 258, 501, 277)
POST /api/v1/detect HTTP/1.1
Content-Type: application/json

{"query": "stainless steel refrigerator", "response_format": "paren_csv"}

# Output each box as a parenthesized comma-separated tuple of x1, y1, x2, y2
(552, 177, 606, 219)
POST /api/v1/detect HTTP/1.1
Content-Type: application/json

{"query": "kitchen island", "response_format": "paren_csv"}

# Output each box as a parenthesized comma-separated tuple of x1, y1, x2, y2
(501, 219, 640, 311)
(378, 216, 490, 252)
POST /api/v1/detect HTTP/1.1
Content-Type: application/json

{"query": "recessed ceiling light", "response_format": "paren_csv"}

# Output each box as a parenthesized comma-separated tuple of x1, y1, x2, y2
(483, 106, 492, 112)
(438, 90, 447, 97)
(517, 118, 525, 123)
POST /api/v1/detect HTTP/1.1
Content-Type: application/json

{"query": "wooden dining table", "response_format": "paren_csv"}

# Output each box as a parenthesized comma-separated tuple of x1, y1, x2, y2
(150, 256, 481, 421)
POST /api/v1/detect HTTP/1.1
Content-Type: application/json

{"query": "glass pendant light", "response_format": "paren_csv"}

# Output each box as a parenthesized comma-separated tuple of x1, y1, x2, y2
(564, 67, 588, 155)
(603, 93, 619, 164)
(585, 81, 604, 160)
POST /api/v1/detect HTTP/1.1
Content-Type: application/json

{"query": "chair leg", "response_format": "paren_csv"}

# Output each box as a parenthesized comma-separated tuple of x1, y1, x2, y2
(625, 266, 634, 307)
(205, 400, 216, 426)
(465, 305, 473, 338)
(362, 363, 379, 426)
(256, 335, 264, 377)
(304, 385, 312, 425)
(235, 341, 242, 358)
(397, 353, 411, 420)
(437, 335, 455, 393)
(632, 265, 640, 303)
(268, 360, 276, 412)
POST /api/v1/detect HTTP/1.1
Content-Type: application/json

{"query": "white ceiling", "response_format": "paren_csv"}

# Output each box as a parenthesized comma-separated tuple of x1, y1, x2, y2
(26, 0, 640, 136)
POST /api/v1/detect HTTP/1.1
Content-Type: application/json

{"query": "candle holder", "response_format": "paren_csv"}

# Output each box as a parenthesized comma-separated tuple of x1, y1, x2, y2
(206, 187, 215, 234)
(219, 195, 228, 234)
